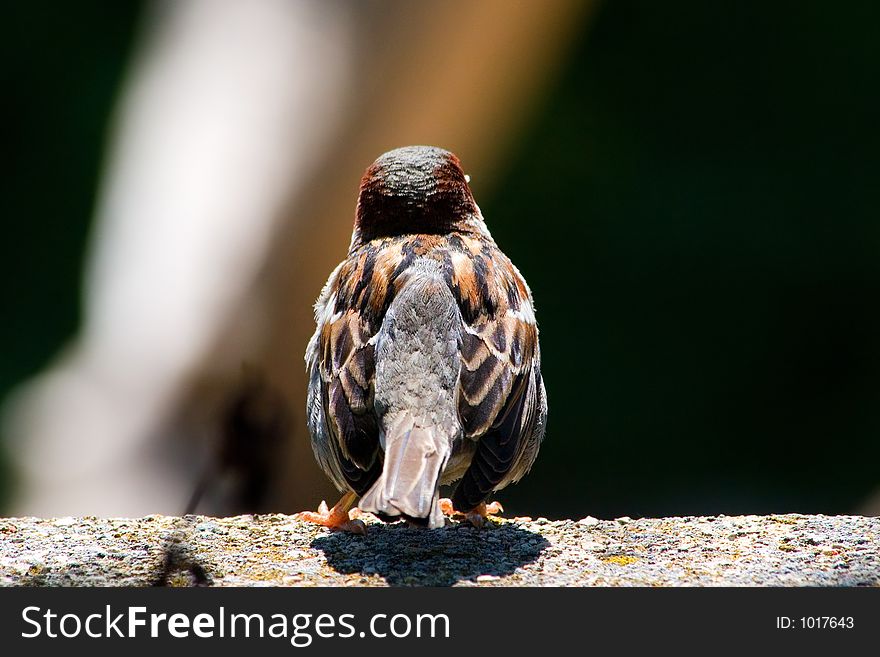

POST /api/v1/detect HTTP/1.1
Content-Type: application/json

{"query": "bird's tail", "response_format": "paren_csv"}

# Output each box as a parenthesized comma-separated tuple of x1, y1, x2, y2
(358, 412, 451, 528)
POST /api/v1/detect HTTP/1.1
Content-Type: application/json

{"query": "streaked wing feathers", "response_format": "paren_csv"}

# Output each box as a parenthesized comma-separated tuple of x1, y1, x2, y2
(449, 245, 546, 511)
(309, 302, 382, 495)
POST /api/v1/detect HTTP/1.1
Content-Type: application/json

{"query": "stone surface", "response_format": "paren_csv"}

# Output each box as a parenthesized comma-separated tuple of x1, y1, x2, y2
(0, 513, 877, 587)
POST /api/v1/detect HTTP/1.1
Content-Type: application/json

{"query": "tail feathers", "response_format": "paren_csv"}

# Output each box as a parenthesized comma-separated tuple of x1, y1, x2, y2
(359, 415, 451, 528)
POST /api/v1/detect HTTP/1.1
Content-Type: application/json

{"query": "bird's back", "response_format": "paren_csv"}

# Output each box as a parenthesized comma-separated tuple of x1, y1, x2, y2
(358, 258, 462, 526)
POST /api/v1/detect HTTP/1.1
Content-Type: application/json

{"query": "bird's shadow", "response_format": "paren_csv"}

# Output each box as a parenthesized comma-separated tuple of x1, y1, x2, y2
(311, 520, 549, 586)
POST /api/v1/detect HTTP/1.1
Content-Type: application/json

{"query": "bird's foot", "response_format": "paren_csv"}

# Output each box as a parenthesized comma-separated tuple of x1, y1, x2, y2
(464, 501, 504, 528)
(295, 493, 366, 534)
(438, 498, 504, 528)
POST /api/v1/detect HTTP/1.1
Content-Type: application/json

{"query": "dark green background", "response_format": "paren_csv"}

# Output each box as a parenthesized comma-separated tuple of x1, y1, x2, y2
(3, 2, 879, 518)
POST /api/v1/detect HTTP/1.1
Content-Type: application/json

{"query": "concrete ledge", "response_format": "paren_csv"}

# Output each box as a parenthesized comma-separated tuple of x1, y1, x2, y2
(1, 514, 877, 586)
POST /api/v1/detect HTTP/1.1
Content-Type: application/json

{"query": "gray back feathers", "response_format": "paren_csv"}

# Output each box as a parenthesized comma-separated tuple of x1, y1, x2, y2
(358, 260, 461, 526)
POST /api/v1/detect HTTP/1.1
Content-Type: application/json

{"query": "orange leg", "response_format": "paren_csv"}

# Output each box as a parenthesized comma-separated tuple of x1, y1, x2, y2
(295, 491, 366, 534)
(439, 498, 504, 528)
(439, 498, 456, 516)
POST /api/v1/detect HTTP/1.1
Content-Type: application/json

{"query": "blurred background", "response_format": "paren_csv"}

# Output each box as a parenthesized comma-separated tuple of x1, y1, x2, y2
(2, 0, 878, 521)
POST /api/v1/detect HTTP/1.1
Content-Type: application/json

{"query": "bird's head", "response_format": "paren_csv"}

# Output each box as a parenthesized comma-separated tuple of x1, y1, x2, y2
(351, 146, 485, 248)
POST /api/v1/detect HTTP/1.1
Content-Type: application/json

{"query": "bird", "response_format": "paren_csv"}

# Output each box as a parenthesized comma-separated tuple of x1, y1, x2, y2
(299, 145, 546, 531)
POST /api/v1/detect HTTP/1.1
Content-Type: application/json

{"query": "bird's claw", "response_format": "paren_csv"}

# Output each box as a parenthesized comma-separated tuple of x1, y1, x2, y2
(438, 498, 504, 527)
(295, 496, 366, 534)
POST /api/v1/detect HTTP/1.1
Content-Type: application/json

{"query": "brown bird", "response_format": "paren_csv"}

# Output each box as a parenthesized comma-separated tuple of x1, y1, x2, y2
(300, 146, 546, 531)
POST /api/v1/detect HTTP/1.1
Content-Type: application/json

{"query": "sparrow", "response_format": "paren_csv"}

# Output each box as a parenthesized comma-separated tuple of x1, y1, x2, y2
(299, 145, 546, 531)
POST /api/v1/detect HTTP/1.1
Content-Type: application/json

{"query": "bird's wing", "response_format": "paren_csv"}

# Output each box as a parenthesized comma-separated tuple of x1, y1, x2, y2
(306, 258, 383, 495)
(445, 243, 547, 511)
